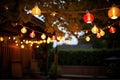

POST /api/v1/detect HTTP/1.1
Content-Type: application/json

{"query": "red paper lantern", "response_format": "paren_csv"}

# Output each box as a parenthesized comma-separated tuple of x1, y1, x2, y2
(83, 12, 94, 23)
(109, 26, 116, 33)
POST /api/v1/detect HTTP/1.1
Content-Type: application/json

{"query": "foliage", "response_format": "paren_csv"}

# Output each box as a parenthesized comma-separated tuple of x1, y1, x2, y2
(48, 62, 62, 78)
(49, 48, 120, 66)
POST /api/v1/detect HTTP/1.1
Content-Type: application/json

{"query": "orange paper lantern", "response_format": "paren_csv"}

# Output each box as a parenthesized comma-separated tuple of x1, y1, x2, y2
(108, 6, 120, 19)
(30, 30, 35, 38)
(32, 4, 41, 16)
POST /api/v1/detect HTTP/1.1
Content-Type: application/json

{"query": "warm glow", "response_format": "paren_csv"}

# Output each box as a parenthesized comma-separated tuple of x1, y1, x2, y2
(43, 40, 46, 43)
(100, 29, 105, 36)
(47, 37, 51, 44)
(41, 33, 46, 39)
(96, 33, 101, 38)
(109, 26, 116, 33)
(91, 25, 99, 34)
(85, 36, 90, 42)
(30, 30, 35, 38)
(21, 27, 27, 34)
(25, 40, 29, 44)
(16, 44, 19, 46)
(8, 37, 11, 39)
(21, 45, 25, 48)
(83, 12, 94, 23)
(13, 37, 16, 40)
(32, 4, 41, 16)
(108, 6, 120, 19)
(36, 45, 39, 48)
(0, 37, 4, 41)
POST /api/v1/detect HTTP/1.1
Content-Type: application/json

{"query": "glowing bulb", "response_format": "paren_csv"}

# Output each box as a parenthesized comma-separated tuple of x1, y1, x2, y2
(21, 27, 27, 34)
(21, 45, 25, 48)
(41, 33, 46, 39)
(85, 36, 90, 42)
(100, 29, 105, 36)
(30, 30, 35, 38)
(0, 37, 4, 41)
(91, 25, 99, 34)
(32, 4, 41, 16)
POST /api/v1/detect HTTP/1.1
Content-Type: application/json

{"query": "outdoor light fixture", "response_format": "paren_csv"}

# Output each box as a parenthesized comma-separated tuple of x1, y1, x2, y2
(21, 27, 27, 34)
(109, 26, 116, 33)
(31, 3, 41, 16)
(96, 33, 101, 38)
(30, 30, 35, 38)
(91, 25, 99, 34)
(100, 29, 105, 36)
(85, 36, 90, 42)
(108, 6, 120, 19)
(21, 45, 25, 48)
(41, 33, 46, 39)
(83, 12, 94, 23)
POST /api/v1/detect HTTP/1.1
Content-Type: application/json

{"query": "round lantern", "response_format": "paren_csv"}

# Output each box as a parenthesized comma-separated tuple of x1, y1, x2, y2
(41, 33, 46, 39)
(21, 27, 27, 34)
(83, 12, 94, 23)
(108, 6, 120, 19)
(32, 4, 41, 16)
(91, 25, 99, 34)
(30, 30, 35, 38)
(85, 36, 90, 42)
(109, 26, 116, 33)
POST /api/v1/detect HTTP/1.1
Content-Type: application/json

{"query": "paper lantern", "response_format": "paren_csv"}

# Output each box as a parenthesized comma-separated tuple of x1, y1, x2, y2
(32, 4, 41, 16)
(100, 29, 105, 36)
(30, 30, 35, 38)
(21, 27, 27, 34)
(108, 6, 120, 19)
(96, 33, 101, 38)
(85, 36, 90, 42)
(83, 12, 94, 23)
(109, 26, 116, 33)
(91, 25, 99, 34)
(41, 33, 46, 39)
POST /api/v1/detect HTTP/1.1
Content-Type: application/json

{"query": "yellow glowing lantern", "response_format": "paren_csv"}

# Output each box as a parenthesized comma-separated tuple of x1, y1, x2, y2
(21, 27, 27, 34)
(0, 37, 4, 41)
(32, 4, 41, 16)
(91, 25, 99, 34)
(100, 29, 105, 36)
(85, 36, 90, 42)
(41, 33, 46, 39)
(47, 37, 51, 44)
(108, 6, 120, 19)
